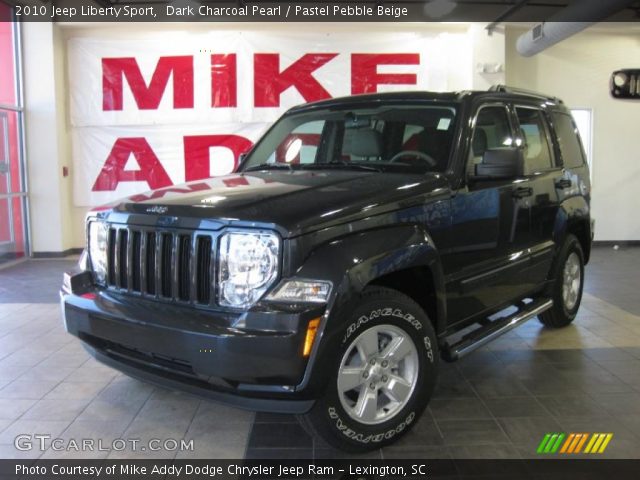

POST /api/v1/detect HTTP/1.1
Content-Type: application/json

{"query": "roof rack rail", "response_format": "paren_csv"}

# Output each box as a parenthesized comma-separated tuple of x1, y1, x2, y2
(488, 85, 563, 104)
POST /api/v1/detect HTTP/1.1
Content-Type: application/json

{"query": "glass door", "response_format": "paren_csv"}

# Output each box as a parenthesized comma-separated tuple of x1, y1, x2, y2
(0, 13, 29, 263)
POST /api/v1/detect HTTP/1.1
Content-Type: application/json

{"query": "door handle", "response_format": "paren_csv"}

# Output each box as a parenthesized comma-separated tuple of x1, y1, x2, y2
(555, 178, 572, 189)
(512, 186, 533, 199)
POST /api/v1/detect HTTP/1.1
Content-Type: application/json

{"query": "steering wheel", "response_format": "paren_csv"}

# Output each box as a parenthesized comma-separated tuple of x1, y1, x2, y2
(389, 150, 437, 167)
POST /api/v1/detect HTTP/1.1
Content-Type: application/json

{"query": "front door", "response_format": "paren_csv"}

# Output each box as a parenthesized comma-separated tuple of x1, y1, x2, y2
(443, 104, 533, 325)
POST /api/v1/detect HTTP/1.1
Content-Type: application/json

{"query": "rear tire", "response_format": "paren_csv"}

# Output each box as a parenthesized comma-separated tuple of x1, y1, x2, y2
(298, 286, 438, 452)
(539, 234, 584, 328)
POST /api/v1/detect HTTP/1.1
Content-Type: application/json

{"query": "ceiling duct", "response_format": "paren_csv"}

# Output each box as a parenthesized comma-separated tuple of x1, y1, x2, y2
(516, 0, 637, 57)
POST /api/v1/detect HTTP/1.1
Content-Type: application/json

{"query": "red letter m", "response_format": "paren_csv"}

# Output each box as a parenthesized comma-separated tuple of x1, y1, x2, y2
(102, 56, 194, 110)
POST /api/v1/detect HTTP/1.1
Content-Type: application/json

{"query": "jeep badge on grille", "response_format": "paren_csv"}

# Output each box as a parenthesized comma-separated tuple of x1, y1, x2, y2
(146, 206, 168, 214)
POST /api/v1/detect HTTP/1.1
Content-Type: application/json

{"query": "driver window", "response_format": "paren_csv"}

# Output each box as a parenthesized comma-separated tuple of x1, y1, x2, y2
(468, 106, 514, 176)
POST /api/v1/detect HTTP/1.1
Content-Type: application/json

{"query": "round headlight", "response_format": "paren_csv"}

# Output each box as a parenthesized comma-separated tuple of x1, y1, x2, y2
(218, 231, 280, 308)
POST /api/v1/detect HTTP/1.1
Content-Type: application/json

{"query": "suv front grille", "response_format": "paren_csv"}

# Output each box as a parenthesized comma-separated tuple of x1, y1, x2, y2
(105, 226, 215, 306)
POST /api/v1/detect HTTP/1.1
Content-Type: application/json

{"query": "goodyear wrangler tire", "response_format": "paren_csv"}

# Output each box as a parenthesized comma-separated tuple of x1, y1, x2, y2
(299, 286, 438, 452)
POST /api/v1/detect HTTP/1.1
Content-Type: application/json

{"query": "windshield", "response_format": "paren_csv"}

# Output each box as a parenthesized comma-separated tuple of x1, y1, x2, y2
(240, 104, 458, 174)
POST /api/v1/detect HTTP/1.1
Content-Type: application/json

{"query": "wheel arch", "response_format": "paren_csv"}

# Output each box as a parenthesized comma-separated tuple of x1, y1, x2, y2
(567, 219, 591, 264)
(293, 224, 446, 394)
(554, 196, 592, 264)
(368, 266, 441, 334)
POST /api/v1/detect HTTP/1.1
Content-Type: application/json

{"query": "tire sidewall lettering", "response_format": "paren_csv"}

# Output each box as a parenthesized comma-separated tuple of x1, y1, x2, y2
(322, 293, 438, 449)
(327, 407, 416, 444)
(342, 307, 422, 345)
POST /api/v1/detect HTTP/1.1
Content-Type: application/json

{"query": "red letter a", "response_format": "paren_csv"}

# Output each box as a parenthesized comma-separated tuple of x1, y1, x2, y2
(92, 138, 173, 191)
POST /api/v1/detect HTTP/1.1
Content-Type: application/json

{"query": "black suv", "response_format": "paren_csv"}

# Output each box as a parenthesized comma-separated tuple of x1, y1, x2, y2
(61, 86, 593, 452)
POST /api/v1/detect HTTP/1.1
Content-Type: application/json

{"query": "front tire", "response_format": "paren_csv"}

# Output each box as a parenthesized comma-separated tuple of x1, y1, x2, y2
(299, 287, 438, 452)
(539, 234, 585, 328)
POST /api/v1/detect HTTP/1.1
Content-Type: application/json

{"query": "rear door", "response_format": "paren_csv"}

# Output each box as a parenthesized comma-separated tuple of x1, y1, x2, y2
(512, 105, 561, 284)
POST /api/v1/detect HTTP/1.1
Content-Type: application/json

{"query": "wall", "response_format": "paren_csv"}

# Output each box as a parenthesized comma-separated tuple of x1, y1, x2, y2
(506, 25, 640, 241)
(22, 22, 75, 254)
(23, 22, 639, 252)
(20, 22, 504, 253)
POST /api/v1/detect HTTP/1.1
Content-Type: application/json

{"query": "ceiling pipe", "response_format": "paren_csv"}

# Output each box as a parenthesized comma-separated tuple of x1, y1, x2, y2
(516, 0, 637, 57)
(486, 0, 530, 35)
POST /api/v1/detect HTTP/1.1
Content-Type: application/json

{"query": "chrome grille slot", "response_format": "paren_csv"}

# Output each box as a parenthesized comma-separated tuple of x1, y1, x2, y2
(145, 232, 156, 295)
(178, 235, 191, 301)
(107, 228, 117, 286)
(118, 229, 128, 289)
(131, 231, 142, 291)
(104, 225, 215, 305)
(196, 236, 212, 304)
(160, 233, 173, 298)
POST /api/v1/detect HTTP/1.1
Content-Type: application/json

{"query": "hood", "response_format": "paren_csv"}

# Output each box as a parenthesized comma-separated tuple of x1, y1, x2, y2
(105, 170, 450, 237)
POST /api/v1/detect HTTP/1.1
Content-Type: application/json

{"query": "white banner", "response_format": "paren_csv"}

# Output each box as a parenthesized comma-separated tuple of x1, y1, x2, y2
(68, 29, 472, 206)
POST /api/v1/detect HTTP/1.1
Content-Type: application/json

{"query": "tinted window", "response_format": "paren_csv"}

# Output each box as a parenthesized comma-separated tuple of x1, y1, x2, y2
(516, 108, 553, 173)
(468, 106, 514, 175)
(267, 120, 324, 164)
(474, 106, 514, 152)
(244, 105, 457, 174)
(552, 113, 586, 168)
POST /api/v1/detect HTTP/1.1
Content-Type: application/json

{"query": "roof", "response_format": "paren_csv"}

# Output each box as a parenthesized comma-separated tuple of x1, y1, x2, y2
(287, 91, 466, 113)
(287, 86, 564, 114)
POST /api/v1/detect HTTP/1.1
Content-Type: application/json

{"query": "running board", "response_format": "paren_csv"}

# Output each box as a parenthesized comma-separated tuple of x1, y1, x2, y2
(442, 298, 553, 362)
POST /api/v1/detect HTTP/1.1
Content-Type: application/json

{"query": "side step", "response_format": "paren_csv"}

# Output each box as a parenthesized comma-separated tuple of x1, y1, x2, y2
(442, 298, 553, 362)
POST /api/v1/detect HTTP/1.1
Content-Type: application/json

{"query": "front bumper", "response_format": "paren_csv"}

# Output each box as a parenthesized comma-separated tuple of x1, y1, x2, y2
(61, 271, 322, 414)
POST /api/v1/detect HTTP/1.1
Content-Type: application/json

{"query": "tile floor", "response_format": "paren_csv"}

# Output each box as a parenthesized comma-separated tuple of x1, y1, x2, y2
(0, 247, 639, 460)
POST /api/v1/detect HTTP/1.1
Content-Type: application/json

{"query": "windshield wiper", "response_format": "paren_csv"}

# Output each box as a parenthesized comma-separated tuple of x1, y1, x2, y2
(299, 161, 382, 173)
(243, 163, 294, 172)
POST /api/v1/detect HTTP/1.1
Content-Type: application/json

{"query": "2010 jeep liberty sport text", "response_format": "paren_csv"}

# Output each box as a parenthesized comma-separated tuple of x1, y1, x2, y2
(61, 86, 593, 452)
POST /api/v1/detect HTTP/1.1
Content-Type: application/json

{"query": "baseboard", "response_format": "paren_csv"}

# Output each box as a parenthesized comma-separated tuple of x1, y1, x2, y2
(593, 241, 640, 247)
(31, 248, 83, 259)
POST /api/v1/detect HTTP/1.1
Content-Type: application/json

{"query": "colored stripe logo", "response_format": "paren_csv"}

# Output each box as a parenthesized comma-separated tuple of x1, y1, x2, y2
(537, 433, 613, 454)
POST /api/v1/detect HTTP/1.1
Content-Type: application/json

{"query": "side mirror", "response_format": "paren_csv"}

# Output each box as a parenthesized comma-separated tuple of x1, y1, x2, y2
(475, 148, 524, 179)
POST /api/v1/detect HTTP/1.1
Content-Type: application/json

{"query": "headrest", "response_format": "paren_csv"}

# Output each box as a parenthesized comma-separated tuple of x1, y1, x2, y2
(343, 128, 383, 158)
(473, 129, 488, 156)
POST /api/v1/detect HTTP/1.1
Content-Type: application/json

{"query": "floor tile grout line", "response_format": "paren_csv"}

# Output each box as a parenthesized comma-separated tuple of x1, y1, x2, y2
(461, 369, 522, 458)
(0, 358, 100, 436)
(37, 372, 126, 459)
(100, 379, 157, 460)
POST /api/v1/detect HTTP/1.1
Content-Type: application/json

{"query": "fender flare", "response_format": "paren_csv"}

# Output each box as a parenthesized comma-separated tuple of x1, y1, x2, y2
(553, 195, 592, 263)
(293, 224, 445, 393)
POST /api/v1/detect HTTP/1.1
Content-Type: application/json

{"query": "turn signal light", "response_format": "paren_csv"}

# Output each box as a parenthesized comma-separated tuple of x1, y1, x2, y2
(303, 318, 321, 357)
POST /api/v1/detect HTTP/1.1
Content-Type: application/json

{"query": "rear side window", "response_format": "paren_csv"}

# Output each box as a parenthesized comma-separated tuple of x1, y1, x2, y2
(515, 107, 554, 173)
(552, 113, 586, 168)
